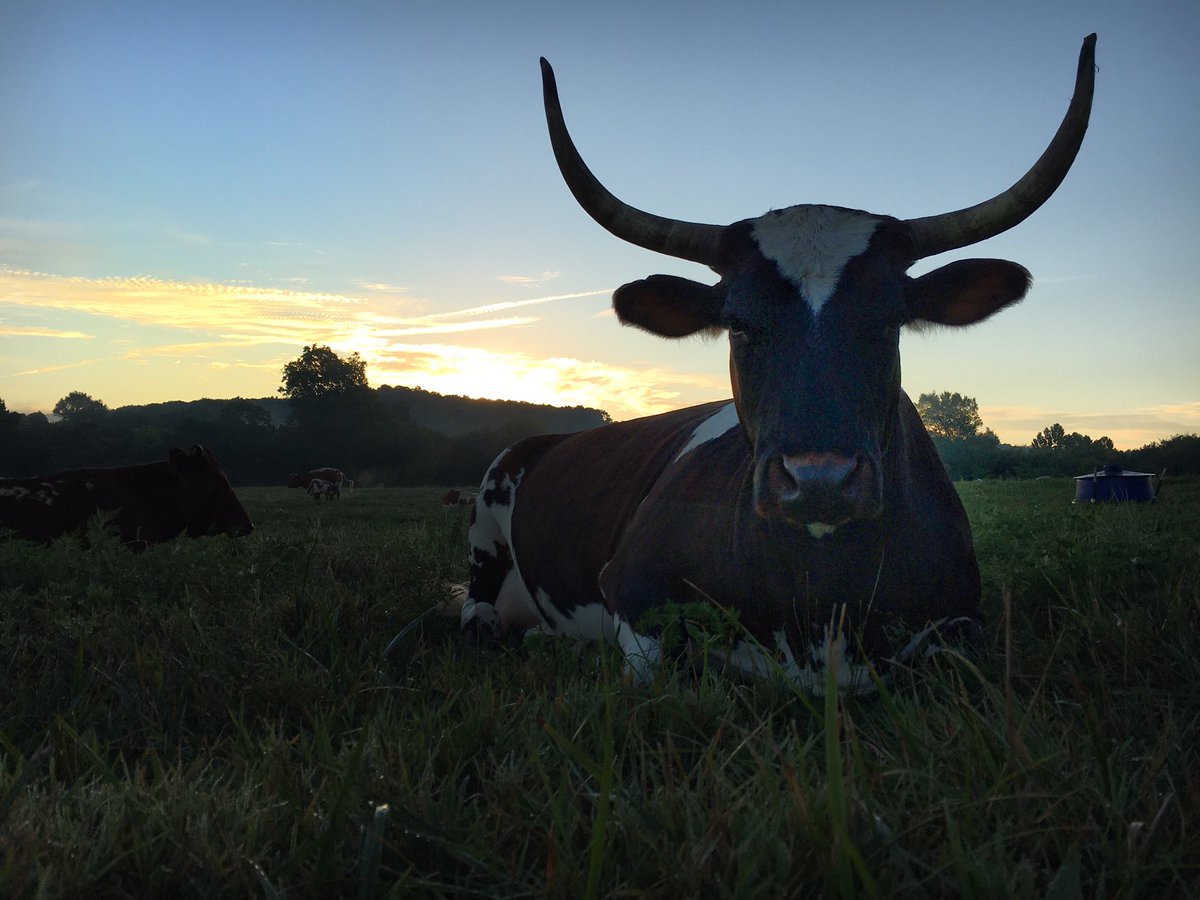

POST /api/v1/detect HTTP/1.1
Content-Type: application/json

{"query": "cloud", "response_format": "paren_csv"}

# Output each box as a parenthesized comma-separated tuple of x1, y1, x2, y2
(354, 281, 410, 294)
(0, 326, 93, 339)
(14, 358, 105, 376)
(497, 271, 561, 288)
(372, 343, 725, 420)
(422, 289, 612, 322)
(982, 402, 1200, 450)
(0, 267, 721, 419)
(1, 180, 42, 193)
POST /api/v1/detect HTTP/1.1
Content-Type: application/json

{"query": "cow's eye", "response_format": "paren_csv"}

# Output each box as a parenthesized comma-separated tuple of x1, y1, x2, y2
(726, 318, 756, 343)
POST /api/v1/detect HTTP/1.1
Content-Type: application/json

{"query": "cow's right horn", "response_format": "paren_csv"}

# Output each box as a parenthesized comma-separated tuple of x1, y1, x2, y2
(541, 58, 726, 266)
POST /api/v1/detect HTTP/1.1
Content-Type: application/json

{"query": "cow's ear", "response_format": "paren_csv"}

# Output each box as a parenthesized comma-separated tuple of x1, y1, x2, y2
(168, 447, 188, 469)
(613, 275, 724, 338)
(906, 259, 1030, 326)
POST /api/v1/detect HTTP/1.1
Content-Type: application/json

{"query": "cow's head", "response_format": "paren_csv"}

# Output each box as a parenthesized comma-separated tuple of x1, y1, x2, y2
(169, 445, 255, 537)
(541, 35, 1094, 529)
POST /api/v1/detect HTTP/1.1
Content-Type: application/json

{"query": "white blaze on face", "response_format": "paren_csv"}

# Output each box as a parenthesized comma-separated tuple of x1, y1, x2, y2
(751, 206, 883, 315)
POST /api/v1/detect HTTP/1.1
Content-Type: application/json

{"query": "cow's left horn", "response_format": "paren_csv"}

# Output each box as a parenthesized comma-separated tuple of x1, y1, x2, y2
(541, 58, 726, 266)
(905, 34, 1097, 259)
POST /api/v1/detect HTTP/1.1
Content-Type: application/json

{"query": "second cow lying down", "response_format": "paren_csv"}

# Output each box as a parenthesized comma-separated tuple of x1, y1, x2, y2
(0, 445, 254, 548)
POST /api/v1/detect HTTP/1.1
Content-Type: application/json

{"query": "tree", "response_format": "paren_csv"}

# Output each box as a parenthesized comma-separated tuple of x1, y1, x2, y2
(219, 398, 273, 429)
(279, 345, 369, 402)
(279, 345, 377, 461)
(916, 391, 983, 441)
(0, 397, 17, 440)
(52, 391, 109, 422)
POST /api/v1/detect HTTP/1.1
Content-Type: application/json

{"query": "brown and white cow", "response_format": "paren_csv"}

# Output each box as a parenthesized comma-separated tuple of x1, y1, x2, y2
(0, 445, 254, 548)
(461, 36, 1097, 693)
(307, 478, 340, 501)
(288, 467, 344, 490)
(442, 489, 476, 508)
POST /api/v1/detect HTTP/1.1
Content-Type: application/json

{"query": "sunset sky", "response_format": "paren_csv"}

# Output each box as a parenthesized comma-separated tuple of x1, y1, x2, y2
(2, 1, 1198, 449)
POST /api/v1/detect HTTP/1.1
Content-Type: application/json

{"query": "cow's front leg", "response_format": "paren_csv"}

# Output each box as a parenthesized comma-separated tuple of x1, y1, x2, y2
(600, 567, 688, 684)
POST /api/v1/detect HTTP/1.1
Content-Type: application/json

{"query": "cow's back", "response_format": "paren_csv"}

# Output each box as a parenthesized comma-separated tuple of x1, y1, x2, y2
(0, 466, 171, 544)
(495, 401, 734, 617)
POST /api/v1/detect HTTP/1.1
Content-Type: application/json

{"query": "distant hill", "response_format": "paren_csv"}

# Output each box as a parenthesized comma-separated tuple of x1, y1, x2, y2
(1, 386, 611, 485)
(373, 385, 609, 436)
(107, 386, 610, 436)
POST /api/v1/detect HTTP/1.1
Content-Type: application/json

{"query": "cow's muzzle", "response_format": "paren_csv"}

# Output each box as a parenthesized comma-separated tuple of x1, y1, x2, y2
(755, 450, 883, 526)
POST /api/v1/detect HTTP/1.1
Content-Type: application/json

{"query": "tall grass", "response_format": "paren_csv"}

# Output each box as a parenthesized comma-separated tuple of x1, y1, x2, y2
(1, 480, 1197, 897)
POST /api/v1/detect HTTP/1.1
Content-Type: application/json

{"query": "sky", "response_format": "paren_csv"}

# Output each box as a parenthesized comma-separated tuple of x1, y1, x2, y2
(2, 0, 1198, 449)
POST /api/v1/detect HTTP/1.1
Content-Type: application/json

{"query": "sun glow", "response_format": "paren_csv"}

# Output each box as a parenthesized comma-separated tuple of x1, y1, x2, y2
(0, 267, 726, 419)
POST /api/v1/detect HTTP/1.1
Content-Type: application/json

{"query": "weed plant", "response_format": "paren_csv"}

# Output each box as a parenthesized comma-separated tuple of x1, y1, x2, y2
(1, 480, 1197, 897)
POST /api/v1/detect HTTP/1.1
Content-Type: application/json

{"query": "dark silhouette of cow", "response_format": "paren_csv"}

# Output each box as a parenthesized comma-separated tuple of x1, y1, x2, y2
(0, 445, 254, 548)
(461, 36, 1097, 693)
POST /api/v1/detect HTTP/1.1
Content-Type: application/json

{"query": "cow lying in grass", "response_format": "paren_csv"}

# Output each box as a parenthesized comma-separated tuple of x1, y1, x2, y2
(0, 445, 254, 549)
(460, 36, 1097, 694)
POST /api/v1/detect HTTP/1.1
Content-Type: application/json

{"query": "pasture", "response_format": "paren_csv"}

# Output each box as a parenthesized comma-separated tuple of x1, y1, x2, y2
(1, 479, 1197, 897)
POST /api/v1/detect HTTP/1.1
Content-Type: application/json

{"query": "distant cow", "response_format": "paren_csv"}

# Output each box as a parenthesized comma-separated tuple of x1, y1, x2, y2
(307, 478, 340, 501)
(442, 489, 476, 507)
(0, 445, 254, 547)
(288, 468, 344, 490)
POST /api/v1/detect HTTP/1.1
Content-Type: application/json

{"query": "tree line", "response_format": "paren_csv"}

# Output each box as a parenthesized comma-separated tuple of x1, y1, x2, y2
(0, 346, 607, 487)
(1, 348, 1195, 485)
(915, 391, 1200, 480)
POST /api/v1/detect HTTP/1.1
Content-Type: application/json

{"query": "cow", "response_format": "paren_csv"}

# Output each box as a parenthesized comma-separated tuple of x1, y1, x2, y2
(288, 467, 344, 490)
(460, 36, 1097, 694)
(442, 489, 476, 507)
(0, 445, 254, 548)
(307, 478, 340, 501)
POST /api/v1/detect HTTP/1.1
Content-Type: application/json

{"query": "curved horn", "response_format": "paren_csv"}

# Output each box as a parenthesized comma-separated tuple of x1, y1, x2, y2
(541, 58, 726, 265)
(905, 34, 1097, 259)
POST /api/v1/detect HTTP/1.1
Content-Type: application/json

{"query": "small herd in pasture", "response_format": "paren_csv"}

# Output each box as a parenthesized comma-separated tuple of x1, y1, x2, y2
(2, 35, 1100, 697)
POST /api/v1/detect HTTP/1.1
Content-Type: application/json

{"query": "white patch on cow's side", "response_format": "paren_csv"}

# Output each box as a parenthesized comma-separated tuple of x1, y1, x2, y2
(0, 487, 32, 500)
(673, 402, 740, 463)
(751, 205, 882, 314)
(615, 617, 662, 684)
(806, 522, 838, 539)
(493, 564, 542, 631)
(539, 594, 615, 642)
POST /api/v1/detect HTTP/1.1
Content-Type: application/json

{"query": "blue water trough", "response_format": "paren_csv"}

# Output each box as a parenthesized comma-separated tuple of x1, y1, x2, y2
(1073, 464, 1159, 503)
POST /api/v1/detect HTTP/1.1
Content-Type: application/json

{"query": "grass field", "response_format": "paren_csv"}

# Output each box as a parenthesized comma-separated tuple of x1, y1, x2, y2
(1, 479, 1197, 897)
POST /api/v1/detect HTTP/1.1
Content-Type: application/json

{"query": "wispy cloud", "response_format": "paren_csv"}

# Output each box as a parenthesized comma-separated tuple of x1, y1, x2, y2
(1, 180, 42, 193)
(982, 402, 1200, 450)
(354, 281, 410, 294)
(0, 325, 93, 339)
(372, 343, 725, 420)
(497, 271, 561, 288)
(421, 289, 612, 322)
(14, 358, 106, 377)
(0, 267, 715, 419)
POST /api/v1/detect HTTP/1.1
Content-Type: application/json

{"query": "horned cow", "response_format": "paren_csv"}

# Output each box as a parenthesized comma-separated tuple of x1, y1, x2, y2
(460, 36, 1097, 694)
